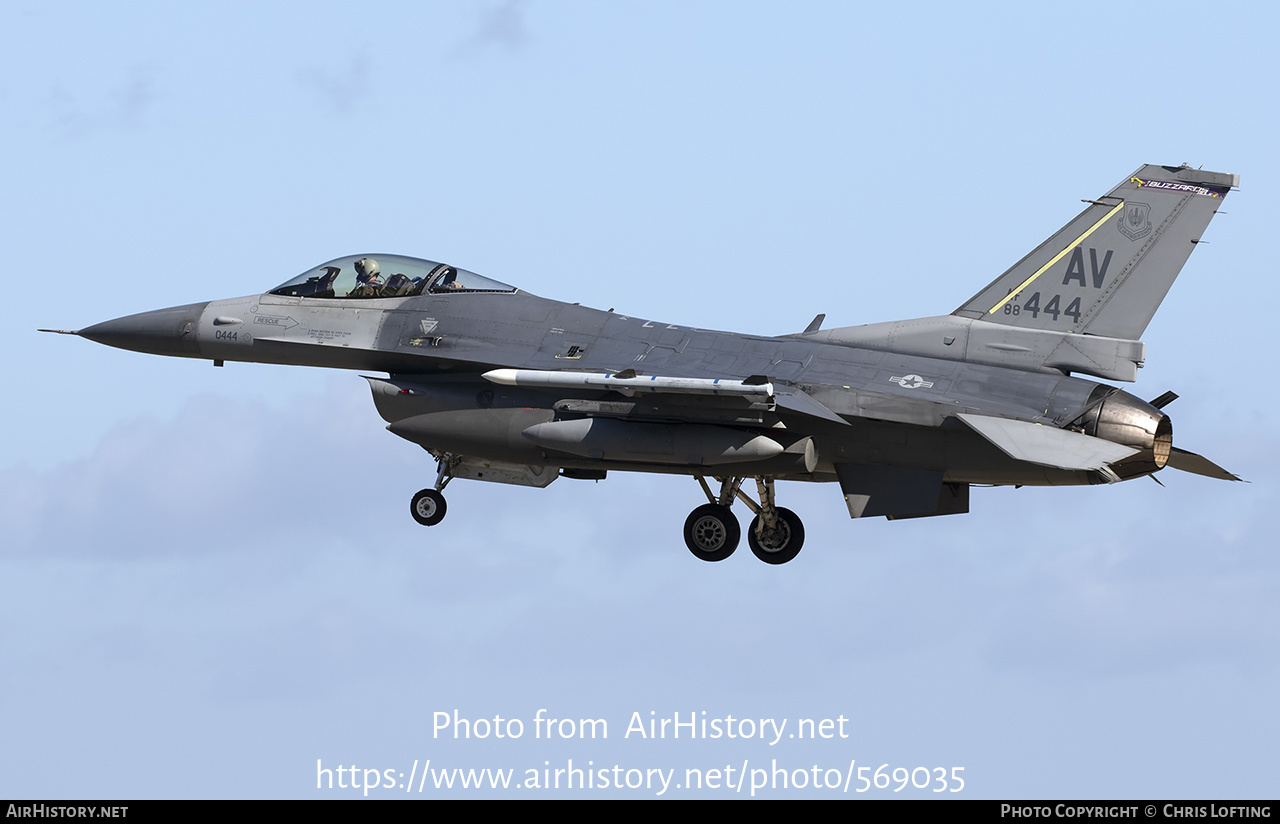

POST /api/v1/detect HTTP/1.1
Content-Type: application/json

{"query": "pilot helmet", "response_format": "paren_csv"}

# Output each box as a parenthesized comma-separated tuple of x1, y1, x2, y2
(354, 257, 381, 280)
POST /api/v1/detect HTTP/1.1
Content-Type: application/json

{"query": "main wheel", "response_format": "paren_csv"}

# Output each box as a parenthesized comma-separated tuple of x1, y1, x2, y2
(410, 488, 447, 526)
(683, 504, 740, 562)
(747, 507, 804, 564)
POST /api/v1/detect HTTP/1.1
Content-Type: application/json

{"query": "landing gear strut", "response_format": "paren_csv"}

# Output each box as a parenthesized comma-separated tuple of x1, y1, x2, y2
(684, 475, 805, 564)
(744, 478, 804, 565)
(747, 509, 804, 564)
(410, 453, 458, 527)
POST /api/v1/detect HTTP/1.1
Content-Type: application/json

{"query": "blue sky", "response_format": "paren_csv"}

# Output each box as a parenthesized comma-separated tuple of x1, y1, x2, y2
(2, 1, 1277, 798)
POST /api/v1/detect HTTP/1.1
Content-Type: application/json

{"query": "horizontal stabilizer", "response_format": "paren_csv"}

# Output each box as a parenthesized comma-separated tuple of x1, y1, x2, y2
(957, 413, 1138, 473)
(1166, 446, 1243, 482)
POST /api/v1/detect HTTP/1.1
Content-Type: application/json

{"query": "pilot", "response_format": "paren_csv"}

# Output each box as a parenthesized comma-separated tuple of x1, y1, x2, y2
(438, 266, 464, 290)
(351, 257, 384, 297)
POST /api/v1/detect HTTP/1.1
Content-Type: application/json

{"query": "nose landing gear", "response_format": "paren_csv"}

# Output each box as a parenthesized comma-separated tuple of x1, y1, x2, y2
(410, 453, 458, 527)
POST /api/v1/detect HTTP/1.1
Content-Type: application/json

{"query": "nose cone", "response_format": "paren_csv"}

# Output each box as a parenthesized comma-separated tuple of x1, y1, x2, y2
(78, 302, 209, 358)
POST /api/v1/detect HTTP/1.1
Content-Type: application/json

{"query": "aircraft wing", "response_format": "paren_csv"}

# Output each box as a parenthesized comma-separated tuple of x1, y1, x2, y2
(956, 412, 1138, 478)
(482, 368, 773, 398)
(484, 368, 851, 425)
(772, 386, 850, 425)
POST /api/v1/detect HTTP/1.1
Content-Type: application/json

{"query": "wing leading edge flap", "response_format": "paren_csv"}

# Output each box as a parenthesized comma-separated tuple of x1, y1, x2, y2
(957, 412, 1138, 474)
(773, 387, 849, 425)
(485, 368, 850, 424)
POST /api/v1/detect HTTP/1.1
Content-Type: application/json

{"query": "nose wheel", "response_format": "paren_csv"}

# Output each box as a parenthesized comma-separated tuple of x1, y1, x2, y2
(409, 452, 458, 527)
(411, 488, 447, 526)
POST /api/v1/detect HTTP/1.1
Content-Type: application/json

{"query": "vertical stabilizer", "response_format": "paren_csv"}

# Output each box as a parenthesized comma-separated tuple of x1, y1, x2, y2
(954, 164, 1237, 340)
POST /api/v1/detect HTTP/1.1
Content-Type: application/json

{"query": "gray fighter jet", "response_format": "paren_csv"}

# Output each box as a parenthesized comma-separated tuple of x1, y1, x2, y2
(45, 163, 1241, 564)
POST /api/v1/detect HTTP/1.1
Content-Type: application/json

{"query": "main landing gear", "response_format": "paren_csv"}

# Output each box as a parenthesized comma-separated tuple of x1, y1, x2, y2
(410, 453, 458, 526)
(410, 456, 805, 564)
(683, 476, 805, 565)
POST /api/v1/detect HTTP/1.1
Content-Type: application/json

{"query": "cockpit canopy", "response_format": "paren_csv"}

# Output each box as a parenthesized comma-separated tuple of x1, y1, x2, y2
(268, 254, 516, 300)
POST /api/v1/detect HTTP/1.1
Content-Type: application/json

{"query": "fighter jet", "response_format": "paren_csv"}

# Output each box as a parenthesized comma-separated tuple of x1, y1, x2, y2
(45, 163, 1241, 564)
